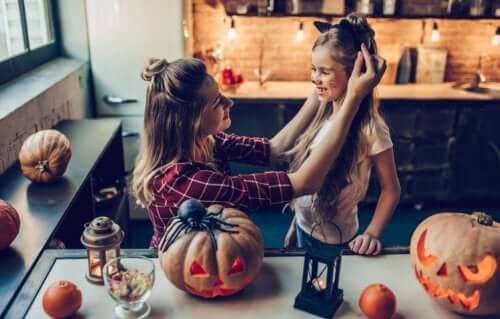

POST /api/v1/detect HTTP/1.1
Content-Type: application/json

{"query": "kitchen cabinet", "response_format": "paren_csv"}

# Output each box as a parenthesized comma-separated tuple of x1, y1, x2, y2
(222, 0, 499, 19)
(454, 103, 500, 201)
(227, 99, 294, 174)
(230, 97, 500, 205)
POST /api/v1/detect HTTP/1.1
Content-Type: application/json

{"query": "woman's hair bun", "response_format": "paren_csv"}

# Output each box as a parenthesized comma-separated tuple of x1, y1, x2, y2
(141, 58, 169, 81)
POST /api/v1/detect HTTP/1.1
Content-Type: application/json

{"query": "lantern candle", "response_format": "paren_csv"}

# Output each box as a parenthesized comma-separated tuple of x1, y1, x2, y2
(81, 216, 124, 285)
(294, 244, 344, 319)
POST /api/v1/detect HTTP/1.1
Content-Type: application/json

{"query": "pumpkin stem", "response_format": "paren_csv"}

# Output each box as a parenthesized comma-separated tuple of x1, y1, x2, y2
(472, 212, 493, 226)
(35, 160, 49, 172)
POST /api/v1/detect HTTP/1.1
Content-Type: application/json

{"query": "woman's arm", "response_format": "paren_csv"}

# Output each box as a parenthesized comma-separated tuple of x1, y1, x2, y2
(349, 147, 400, 255)
(288, 45, 386, 197)
(269, 90, 320, 161)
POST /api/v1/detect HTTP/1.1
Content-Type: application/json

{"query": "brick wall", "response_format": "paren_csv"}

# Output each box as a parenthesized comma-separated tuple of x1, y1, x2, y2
(191, 0, 500, 83)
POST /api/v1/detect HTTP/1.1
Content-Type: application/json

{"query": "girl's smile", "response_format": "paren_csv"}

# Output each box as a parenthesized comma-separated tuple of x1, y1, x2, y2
(311, 46, 349, 103)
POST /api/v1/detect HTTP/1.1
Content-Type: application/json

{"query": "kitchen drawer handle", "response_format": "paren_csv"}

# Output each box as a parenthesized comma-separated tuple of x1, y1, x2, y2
(103, 95, 138, 105)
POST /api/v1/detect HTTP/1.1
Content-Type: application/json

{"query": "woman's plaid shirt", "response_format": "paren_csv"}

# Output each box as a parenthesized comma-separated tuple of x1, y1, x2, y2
(147, 132, 293, 248)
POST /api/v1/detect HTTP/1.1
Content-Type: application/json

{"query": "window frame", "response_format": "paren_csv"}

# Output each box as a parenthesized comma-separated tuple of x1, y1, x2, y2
(0, 0, 60, 86)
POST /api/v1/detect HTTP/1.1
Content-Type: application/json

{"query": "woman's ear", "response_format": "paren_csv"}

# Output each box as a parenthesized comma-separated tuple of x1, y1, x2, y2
(313, 21, 332, 33)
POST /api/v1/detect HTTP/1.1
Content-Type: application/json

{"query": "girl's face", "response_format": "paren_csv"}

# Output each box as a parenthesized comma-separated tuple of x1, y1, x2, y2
(200, 76, 234, 136)
(311, 46, 349, 103)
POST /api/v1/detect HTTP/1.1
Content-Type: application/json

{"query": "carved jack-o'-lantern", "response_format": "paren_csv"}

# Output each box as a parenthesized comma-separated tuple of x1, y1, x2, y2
(410, 212, 500, 316)
(158, 200, 264, 298)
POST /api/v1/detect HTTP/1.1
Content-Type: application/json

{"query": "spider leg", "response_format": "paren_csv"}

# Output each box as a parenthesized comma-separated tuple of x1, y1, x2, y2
(163, 223, 190, 252)
(166, 223, 191, 250)
(206, 205, 224, 216)
(211, 222, 240, 234)
(209, 216, 239, 228)
(159, 220, 183, 252)
(201, 224, 218, 251)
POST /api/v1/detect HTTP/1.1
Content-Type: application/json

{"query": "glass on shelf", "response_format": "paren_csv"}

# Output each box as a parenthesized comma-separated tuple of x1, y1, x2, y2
(103, 256, 155, 319)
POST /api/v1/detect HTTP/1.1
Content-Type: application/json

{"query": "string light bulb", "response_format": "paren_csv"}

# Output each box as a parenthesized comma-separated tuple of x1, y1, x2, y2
(227, 16, 237, 41)
(295, 21, 305, 42)
(431, 21, 440, 42)
(492, 26, 500, 46)
(183, 20, 189, 39)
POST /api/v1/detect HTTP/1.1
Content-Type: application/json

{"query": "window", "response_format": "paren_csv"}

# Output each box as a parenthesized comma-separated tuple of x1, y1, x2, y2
(0, 0, 58, 85)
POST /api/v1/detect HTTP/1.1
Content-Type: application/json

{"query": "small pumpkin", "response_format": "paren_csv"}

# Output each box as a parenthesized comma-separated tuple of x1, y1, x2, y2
(0, 199, 20, 250)
(358, 283, 396, 319)
(42, 280, 82, 318)
(158, 199, 264, 298)
(19, 129, 72, 183)
(410, 212, 500, 316)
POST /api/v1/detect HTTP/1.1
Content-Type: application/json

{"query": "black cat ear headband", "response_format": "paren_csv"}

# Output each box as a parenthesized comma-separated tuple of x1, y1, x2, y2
(313, 19, 374, 51)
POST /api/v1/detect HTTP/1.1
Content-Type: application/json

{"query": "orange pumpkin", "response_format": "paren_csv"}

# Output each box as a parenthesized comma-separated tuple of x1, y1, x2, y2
(358, 283, 396, 319)
(410, 212, 500, 316)
(19, 129, 72, 183)
(158, 200, 264, 298)
(0, 199, 20, 250)
(42, 280, 82, 318)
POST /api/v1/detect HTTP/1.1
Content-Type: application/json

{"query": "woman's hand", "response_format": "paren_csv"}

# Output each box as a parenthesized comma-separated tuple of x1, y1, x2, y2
(345, 43, 386, 104)
(283, 218, 297, 249)
(348, 233, 382, 255)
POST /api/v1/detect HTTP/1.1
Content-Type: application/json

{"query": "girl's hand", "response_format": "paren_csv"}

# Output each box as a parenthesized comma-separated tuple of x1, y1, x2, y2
(283, 218, 297, 249)
(346, 43, 386, 104)
(348, 233, 382, 255)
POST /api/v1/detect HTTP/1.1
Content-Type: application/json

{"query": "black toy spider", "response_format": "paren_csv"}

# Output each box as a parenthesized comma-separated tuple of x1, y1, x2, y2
(158, 199, 239, 253)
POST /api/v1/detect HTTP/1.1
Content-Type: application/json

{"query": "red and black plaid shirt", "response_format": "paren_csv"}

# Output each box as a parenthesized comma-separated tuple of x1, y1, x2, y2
(147, 132, 293, 248)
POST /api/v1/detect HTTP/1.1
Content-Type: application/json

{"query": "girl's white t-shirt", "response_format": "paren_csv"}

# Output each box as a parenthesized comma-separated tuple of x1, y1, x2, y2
(294, 115, 393, 244)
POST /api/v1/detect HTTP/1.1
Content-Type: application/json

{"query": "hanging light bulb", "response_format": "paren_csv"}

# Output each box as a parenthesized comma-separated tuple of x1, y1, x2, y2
(492, 26, 500, 46)
(295, 21, 305, 43)
(227, 16, 237, 41)
(431, 22, 440, 42)
(183, 20, 189, 39)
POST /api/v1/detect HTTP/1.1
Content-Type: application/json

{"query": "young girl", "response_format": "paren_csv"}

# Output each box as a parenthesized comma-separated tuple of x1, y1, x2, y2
(280, 14, 400, 256)
(132, 44, 385, 248)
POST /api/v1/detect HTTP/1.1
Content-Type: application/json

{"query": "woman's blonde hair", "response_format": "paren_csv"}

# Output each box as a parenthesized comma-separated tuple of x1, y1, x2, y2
(288, 14, 383, 233)
(132, 58, 215, 206)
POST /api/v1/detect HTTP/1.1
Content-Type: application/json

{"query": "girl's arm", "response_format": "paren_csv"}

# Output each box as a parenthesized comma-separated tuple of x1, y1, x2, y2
(269, 90, 320, 161)
(349, 147, 401, 255)
(288, 44, 386, 197)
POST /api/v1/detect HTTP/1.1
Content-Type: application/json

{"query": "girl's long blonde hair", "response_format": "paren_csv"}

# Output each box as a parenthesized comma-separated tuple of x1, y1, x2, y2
(288, 14, 383, 230)
(132, 58, 214, 206)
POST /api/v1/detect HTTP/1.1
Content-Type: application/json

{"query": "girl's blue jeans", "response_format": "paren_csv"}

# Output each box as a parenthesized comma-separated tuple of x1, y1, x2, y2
(296, 224, 354, 250)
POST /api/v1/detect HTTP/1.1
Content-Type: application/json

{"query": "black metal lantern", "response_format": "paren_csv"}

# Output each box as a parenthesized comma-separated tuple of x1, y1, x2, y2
(81, 216, 124, 284)
(294, 243, 344, 318)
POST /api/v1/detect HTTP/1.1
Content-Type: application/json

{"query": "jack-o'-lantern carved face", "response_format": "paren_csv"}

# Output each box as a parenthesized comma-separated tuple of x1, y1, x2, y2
(158, 200, 264, 298)
(410, 212, 500, 316)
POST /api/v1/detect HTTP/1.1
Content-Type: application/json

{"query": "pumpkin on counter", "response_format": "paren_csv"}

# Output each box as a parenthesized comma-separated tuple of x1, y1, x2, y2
(19, 129, 72, 183)
(410, 212, 500, 316)
(158, 199, 264, 298)
(42, 280, 82, 318)
(0, 199, 20, 250)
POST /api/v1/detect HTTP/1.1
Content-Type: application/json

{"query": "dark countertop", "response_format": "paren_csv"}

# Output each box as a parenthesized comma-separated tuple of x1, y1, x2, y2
(0, 119, 122, 318)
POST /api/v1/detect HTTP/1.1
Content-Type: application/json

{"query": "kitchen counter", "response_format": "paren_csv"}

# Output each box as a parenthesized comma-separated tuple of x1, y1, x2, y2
(224, 81, 500, 101)
(6, 248, 490, 319)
